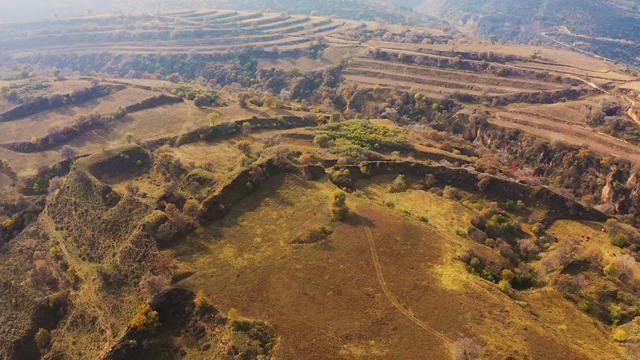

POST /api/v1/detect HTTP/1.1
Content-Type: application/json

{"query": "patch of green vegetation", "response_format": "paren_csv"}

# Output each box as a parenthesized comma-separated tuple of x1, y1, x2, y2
(170, 83, 220, 107)
(317, 119, 407, 149)
(309, 41, 328, 59)
(315, 119, 407, 159)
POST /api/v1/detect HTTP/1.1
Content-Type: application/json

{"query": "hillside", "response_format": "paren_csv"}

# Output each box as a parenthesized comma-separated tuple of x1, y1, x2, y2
(1, 7, 640, 360)
(415, 0, 640, 67)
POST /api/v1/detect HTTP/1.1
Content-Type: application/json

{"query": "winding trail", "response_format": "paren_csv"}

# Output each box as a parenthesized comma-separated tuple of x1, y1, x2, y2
(363, 226, 454, 345)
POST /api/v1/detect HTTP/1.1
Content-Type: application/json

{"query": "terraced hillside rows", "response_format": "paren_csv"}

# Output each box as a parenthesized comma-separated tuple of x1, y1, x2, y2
(0, 10, 348, 58)
(343, 39, 640, 166)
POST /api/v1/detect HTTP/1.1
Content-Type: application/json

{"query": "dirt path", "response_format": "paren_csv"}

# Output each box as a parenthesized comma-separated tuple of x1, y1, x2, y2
(363, 226, 454, 345)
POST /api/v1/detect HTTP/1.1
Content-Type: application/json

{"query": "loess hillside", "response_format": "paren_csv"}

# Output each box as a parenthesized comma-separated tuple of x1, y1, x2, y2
(414, 0, 640, 67)
(1, 7, 640, 360)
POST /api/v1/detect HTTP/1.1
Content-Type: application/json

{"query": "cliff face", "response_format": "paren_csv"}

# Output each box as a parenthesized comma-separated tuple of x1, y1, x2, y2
(466, 114, 640, 219)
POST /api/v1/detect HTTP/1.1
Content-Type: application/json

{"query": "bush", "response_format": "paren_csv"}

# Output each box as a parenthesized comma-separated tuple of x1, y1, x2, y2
(612, 328, 628, 342)
(112, 106, 127, 119)
(443, 185, 462, 200)
(504, 199, 525, 211)
(129, 303, 160, 332)
(34, 328, 51, 351)
(485, 213, 522, 240)
(292, 225, 333, 244)
(329, 169, 353, 190)
(509, 264, 538, 290)
(139, 273, 167, 301)
(531, 223, 545, 237)
(424, 174, 436, 188)
(313, 134, 332, 148)
(461, 251, 501, 282)
(455, 227, 468, 238)
(330, 191, 349, 221)
(207, 112, 220, 126)
(468, 227, 488, 242)
(389, 175, 408, 193)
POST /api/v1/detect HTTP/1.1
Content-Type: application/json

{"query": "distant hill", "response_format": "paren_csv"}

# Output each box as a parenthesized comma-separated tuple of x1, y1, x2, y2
(415, 0, 640, 67)
(0, 0, 445, 27)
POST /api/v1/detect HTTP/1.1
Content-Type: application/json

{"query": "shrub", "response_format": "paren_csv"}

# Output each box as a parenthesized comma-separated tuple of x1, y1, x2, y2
(468, 226, 488, 242)
(330, 191, 349, 221)
(292, 225, 333, 244)
(455, 227, 468, 238)
(34, 328, 51, 351)
(614, 255, 636, 283)
(509, 264, 538, 290)
(443, 185, 462, 200)
(193, 289, 216, 317)
(498, 279, 513, 296)
(517, 238, 540, 260)
(389, 174, 408, 193)
(139, 273, 167, 301)
(241, 122, 252, 135)
(461, 251, 501, 282)
(612, 328, 628, 342)
(112, 106, 127, 119)
(194, 94, 218, 107)
(424, 174, 436, 188)
(129, 303, 160, 332)
(207, 112, 220, 126)
(262, 95, 283, 109)
(236, 139, 252, 154)
(298, 152, 313, 163)
(485, 213, 522, 240)
(329, 169, 353, 190)
(530, 223, 545, 237)
(504, 199, 525, 211)
(313, 134, 332, 148)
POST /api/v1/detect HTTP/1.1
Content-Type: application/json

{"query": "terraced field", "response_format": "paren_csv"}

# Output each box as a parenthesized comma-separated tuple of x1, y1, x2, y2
(0, 10, 349, 58)
(340, 39, 640, 164)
